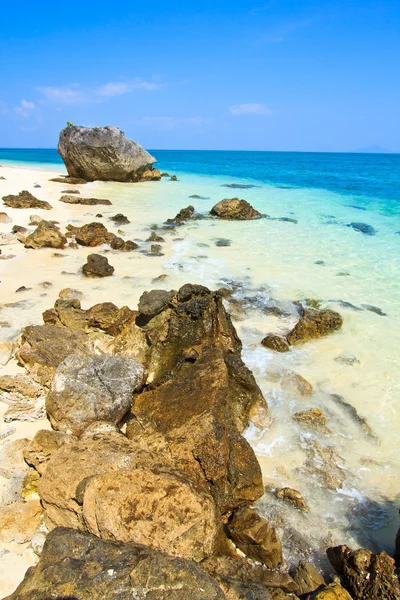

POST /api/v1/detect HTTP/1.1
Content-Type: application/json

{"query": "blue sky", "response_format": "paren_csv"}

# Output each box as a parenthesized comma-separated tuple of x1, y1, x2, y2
(1, 0, 399, 151)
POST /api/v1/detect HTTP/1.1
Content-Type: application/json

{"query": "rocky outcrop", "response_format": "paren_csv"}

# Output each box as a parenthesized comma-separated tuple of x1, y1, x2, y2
(166, 205, 195, 224)
(59, 194, 112, 205)
(46, 354, 146, 436)
(2, 191, 52, 210)
(307, 583, 352, 599)
(5, 527, 226, 600)
(43, 298, 134, 334)
(82, 253, 114, 277)
(327, 545, 400, 600)
(211, 198, 261, 220)
(58, 125, 157, 182)
(286, 308, 343, 345)
(292, 561, 325, 595)
(24, 221, 67, 249)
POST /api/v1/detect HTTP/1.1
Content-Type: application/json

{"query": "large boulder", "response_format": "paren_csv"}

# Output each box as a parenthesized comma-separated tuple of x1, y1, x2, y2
(58, 125, 157, 182)
(327, 545, 400, 600)
(286, 308, 343, 345)
(46, 353, 146, 436)
(24, 221, 67, 249)
(210, 198, 261, 220)
(4, 527, 226, 600)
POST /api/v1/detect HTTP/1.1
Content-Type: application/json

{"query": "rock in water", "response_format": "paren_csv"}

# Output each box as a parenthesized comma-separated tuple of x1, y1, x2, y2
(2, 190, 52, 210)
(82, 253, 114, 277)
(4, 527, 226, 600)
(287, 308, 343, 345)
(24, 221, 67, 249)
(327, 545, 400, 600)
(46, 353, 146, 436)
(261, 334, 290, 353)
(210, 198, 261, 220)
(58, 125, 157, 182)
(347, 222, 376, 236)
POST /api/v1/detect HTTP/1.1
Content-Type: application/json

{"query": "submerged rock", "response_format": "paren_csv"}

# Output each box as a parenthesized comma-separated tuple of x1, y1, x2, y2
(221, 183, 258, 189)
(24, 221, 67, 249)
(347, 222, 376, 236)
(59, 194, 112, 205)
(58, 125, 157, 182)
(46, 353, 146, 436)
(275, 488, 309, 512)
(281, 371, 313, 397)
(305, 440, 346, 490)
(327, 545, 400, 600)
(82, 253, 114, 277)
(361, 303, 387, 316)
(292, 408, 331, 434)
(110, 213, 130, 224)
(286, 308, 343, 345)
(2, 190, 52, 210)
(5, 526, 226, 600)
(211, 198, 261, 220)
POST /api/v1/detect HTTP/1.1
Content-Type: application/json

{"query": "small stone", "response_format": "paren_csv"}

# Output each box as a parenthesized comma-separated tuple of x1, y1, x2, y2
(170, 174, 178, 181)
(261, 334, 290, 353)
(281, 371, 313, 396)
(61, 189, 80, 194)
(82, 253, 114, 277)
(275, 487, 309, 512)
(0, 212, 11, 224)
(29, 214, 43, 225)
(58, 287, 84, 300)
(146, 231, 165, 242)
(111, 213, 130, 224)
(334, 353, 360, 366)
(151, 243, 163, 255)
(215, 238, 231, 247)
(15, 286, 31, 293)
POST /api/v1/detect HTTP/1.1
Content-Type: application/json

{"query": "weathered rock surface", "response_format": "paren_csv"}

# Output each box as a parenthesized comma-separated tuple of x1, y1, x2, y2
(275, 488, 309, 512)
(305, 441, 346, 490)
(58, 125, 157, 182)
(24, 221, 67, 249)
(228, 507, 282, 568)
(327, 545, 400, 600)
(43, 298, 134, 334)
(2, 190, 52, 210)
(293, 409, 331, 434)
(0, 374, 42, 398)
(70, 221, 114, 246)
(211, 198, 261, 220)
(82, 253, 114, 277)
(0, 500, 42, 543)
(60, 194, 112, 205)
(23, 429, 72, 475)
(281, 371, 313, 397)
(166, 205, 195, 224)
(5, 527, 226, 600)
(46, 353, 146, 436)
(307, 583, 352, 599)
(293, 561, 325, 595)
(261, 334, 290, 353)
(0, 211, 11, 223)
(110, 212, 130, 224)
(287, 309, 343, 345)
(50, 175, 87, 184)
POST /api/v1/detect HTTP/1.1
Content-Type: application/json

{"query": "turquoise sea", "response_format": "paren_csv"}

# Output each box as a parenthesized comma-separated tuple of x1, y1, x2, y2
(1, 147, 400, 569)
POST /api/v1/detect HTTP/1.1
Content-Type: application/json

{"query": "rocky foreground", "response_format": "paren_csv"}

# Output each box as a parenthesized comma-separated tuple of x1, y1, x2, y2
(1, 283, 399, 599)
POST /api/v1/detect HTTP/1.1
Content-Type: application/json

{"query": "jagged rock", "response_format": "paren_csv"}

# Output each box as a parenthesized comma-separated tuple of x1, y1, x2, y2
(307, 583, 352, 599)
(5, 527, 226, 600)
(16, 324, 94, 385)
(61, 188, 80, 193)
(293, 561, 325, 595)
(59, 194, 112, 205)
(110, 213, 130, 224)
(151, 243, 163, 254)
(3, 402, 45, 422)
(70, 221, 114, 246)
(0, 500, 42, 543)
(166, 205, 195, 224)
(24, 221, 67, 249)
(211, 198, 261, 220)
(110, 236, 138, 251)
(0, 212, 11, 223)
(58, 125, 157, 182)
(12, 224, 28, 234)
(23, 430, 72, 475)
(327, 545, 400, 600)
(305, 441, 346, 490)
(82, 253, 114, 277)
(140, 167, 161, 181)
(261, 333, 290, 352)
(275, 488, 309, 512)
(0, 374, 42, 398)
(46, 353, 146, 436)
(287, 309, 343, 345)
(293, 409, 331, 434)
(2, 190, 52, 210)
(281, 371, 313, 397)
(228, 507, 282, 568)
(138, 289, 175, 317)
(126, 347, 265, 515)
(50, 176, 87, 184)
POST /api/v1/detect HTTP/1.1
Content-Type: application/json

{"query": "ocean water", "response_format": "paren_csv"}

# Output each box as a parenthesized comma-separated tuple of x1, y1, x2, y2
(1, 148, 400, 571)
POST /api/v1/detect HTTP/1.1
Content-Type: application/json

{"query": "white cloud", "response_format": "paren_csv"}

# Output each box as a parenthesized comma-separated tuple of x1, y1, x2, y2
(13, 99, 36, 118)
(37, 86, 85, 105)
(229, 103, 272, 116)
(96, 79, 160, 97)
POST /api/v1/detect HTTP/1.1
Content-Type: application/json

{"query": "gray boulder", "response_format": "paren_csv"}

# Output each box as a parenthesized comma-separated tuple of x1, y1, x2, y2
(46, 354, 146, 436)
(58, 125, 157, 182)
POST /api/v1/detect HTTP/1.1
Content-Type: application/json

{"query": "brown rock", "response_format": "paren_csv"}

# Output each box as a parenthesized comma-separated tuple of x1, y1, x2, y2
(147, 231, 165, 242)
(281, 371, 313, 397)
(211, 198, 261, 220)
(2, 190, 52, 210)
(140, 167, 161, 181)
(0, 374, 42, 398)
(287, 309, 343, 345)
(5, 527, 226, 600)
(43, 298, 134, 334)
(61, 188, 80, 193)
(58, 287, 83, 300)
(261, 334, 290, 353)
(293, 561, 325, 595)
(305, 441, 346, 490)
(228, 507, 282, 568)
(110, 213, 130, 224)
(275, 488, 309, 512)
(327, 545, 400, 600)
(0, 212, 11, 223)
(59, 194, 112, 205)
(0, 500, 42, 543)
(293, 409, 331, 434)
(71, 221, 114, 246)
(29, 214, 43, 225)
(82, 253, 114, 277)
(24, 221, 67, 249)
(307, 583, 352, 599)
(23, 430, 72, 475)
(50, 176, 87, 184)
(166, 205, 195, 224)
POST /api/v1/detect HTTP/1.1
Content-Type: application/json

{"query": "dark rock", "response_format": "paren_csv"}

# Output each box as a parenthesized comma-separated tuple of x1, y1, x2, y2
(15, 286, 31, 293)
(327, 545, 400, 600)
(361, 303, 387, 316)
(222, 184, 258, 189)
(58, 125, 157, 182)
(329, 393, 376, 441)
(315, 260, 325, 265)
(161, 172, 169, 177)
(82, 253, 114, 277)
(334, 354, 360, 366)
(2, 190, 52, 210)
(138, 289, 175, 317)
(5, 527, 226, 600)
(211, 198, 261, 220)
(61, 188, 80, 194)
(278, 217, 297, 224)
(11, 225, 28, 234)
(275, 488, 309, 512)
(50, 176, 87, 184)
(96, 213, 103, 217)
(347, 222, 376, 236)
(170, 174, 178, 181)
(111, 213, 130, 224)
(166, 205, 195, 224)
(286, 309, 343, 345)
(24, 221, 67, 249)
(110, 236, 138, 251)
(293, 561, 325, 595)
(228, 507, 282, 568)
(147, 231, 165, 242)
(189, 194, 210, 199)
(59, 194, 112, 205)
(70, 221, 114, 246)
(151, 243, 163, 255)
(261, 334, 290, 353)
(215, 238, 231, 247)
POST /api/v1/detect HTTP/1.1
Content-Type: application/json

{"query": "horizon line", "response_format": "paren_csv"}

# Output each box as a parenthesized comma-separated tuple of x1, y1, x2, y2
(0, 147, 399, 155)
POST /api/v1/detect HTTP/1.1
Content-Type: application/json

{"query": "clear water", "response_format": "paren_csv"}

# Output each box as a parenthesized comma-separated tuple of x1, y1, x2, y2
(1, 148, 400, 571)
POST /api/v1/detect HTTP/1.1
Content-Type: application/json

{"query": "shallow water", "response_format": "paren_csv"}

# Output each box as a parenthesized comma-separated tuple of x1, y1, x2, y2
(1, 150, 400, 572)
